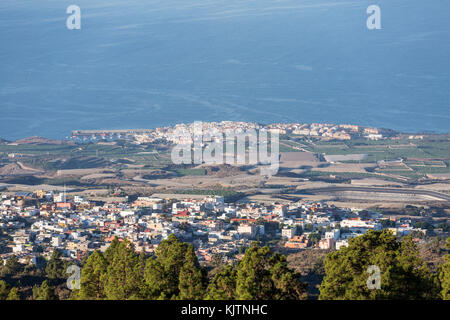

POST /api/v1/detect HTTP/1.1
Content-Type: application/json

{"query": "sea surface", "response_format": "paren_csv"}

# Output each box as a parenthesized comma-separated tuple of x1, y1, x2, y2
(0, 0, 449, 140)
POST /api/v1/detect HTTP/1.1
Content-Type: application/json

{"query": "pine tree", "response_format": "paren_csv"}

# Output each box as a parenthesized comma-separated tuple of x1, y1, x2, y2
(206, 265, 237, 300)
(269, 253, 307, 300)
(144, 234, 189, 299)
(6, 287, 20, 300)
(439, 238, 450, 300)
(103, 237, 120, 263)
(78, 250, 107, 299)
(45, 250, 67, 279)
(178, 245, 204, 299)
(319, 230, 440, 300)
(4, 255, 22, 275)
(0, 280, 10, 300)
(235, 243, 306, 300)
(103, 239, 144, 299)
(236, 244, 274, 299)
(33, 280, 57, 300)
(144, 258, 171, 299)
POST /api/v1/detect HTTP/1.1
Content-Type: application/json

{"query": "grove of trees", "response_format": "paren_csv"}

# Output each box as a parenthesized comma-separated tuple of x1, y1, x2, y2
(71, 234, 306, 300)
(1, 232, 448, 300)
(319, 230, 446, 299)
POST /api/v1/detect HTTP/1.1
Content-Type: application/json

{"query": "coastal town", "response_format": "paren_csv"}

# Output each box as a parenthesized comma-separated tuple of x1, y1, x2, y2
(70, 121, 393, 143)
(0, 120, 449, 283)
(1, 189, 446, 267)
(2, 0, 449, 304)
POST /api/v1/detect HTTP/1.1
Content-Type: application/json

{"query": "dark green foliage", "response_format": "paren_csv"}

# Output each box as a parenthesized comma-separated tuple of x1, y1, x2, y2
(235, 243, 307, 300)
(206, 265, 237, 300)
(144, 234, 205, 299)
(378, 219, 396, 228)
(235, 245, 275, 299)
(178, 246, 204, 299)
(8, 232, 441, 301)
(45, 250, 68, 279)
(308, 233, 321, 246)
(412, 221, 434, 231)
(206, 244, 306, 300)
(75, 238, 146, 300)
(0, 280, 10, 300)
(7, 287, 20, 300)
(439, 238, 450, 300)
(33, 280, 57, 300)
(0, 282, 19, 300)
(2, 255, 23, 276)
(319, 230, 440, 300)
(269, 253, 308, 299)
(77, 250, 107, 300)
(102, 239, 145, 300)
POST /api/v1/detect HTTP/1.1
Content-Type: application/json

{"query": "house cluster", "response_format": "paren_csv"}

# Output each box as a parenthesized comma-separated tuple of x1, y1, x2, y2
(158, 122, 383, 143)
(265, 123, 385, 141)
(70, 121, 386, 144)
(0, 190, 430, 265)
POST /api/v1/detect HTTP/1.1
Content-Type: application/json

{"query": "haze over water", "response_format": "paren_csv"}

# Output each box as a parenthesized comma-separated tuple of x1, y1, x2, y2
(0, 0, 449, 140)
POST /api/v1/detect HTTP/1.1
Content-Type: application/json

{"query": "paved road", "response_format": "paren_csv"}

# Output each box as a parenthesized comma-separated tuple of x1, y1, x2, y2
(294, 186, 450, 202)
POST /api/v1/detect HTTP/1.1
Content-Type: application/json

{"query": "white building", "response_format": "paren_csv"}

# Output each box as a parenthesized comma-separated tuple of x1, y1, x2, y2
(51, 236, 63, 247)
(237, 224, 257, 238)
(336, 239, 349, 250)
(13, 244, 26, 253)
(120, 210, 136, 218)
(325, 229, 340, 241)
(282, 227, 297, 239)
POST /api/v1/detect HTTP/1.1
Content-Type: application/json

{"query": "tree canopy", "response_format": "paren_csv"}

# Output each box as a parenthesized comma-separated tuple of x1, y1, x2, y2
(235, 243, 307, 300)
(71, 235, 305, 300)
(33, 280, 57, 300)
(438, 238, 450, 300)
(144, 234, 206, 300)
(319, 230, 440, 300)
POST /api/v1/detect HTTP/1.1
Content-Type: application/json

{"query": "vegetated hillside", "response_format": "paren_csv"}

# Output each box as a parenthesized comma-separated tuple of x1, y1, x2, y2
(22, 156, 111, 171)
(287, 249, 330, 300)
(0, 163, 38, 176)
(12, 136, 67, 145)
(142, 170, 176, 180)
(204, 164, 243, 177)
(418, 238, 449, 272)
(0, 174, 94, 187)
(0, 175, 43, 185)
(163, 164, 243, 177)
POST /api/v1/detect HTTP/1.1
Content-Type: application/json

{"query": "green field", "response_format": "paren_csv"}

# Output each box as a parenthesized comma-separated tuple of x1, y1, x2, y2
(1, 135, 449, 185)
(175, 168, 206, 176)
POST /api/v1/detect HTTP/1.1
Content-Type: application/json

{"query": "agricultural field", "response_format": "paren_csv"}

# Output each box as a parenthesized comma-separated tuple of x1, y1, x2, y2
(279, 134, 450, 182)
(0, 133, 449, 191)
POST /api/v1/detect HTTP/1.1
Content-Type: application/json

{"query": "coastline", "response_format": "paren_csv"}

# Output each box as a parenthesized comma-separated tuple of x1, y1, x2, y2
(1, 120, 449, 142)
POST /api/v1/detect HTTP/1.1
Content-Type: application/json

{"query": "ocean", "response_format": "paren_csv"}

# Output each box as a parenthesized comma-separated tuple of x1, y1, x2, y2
(0, 0, 449, 140)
